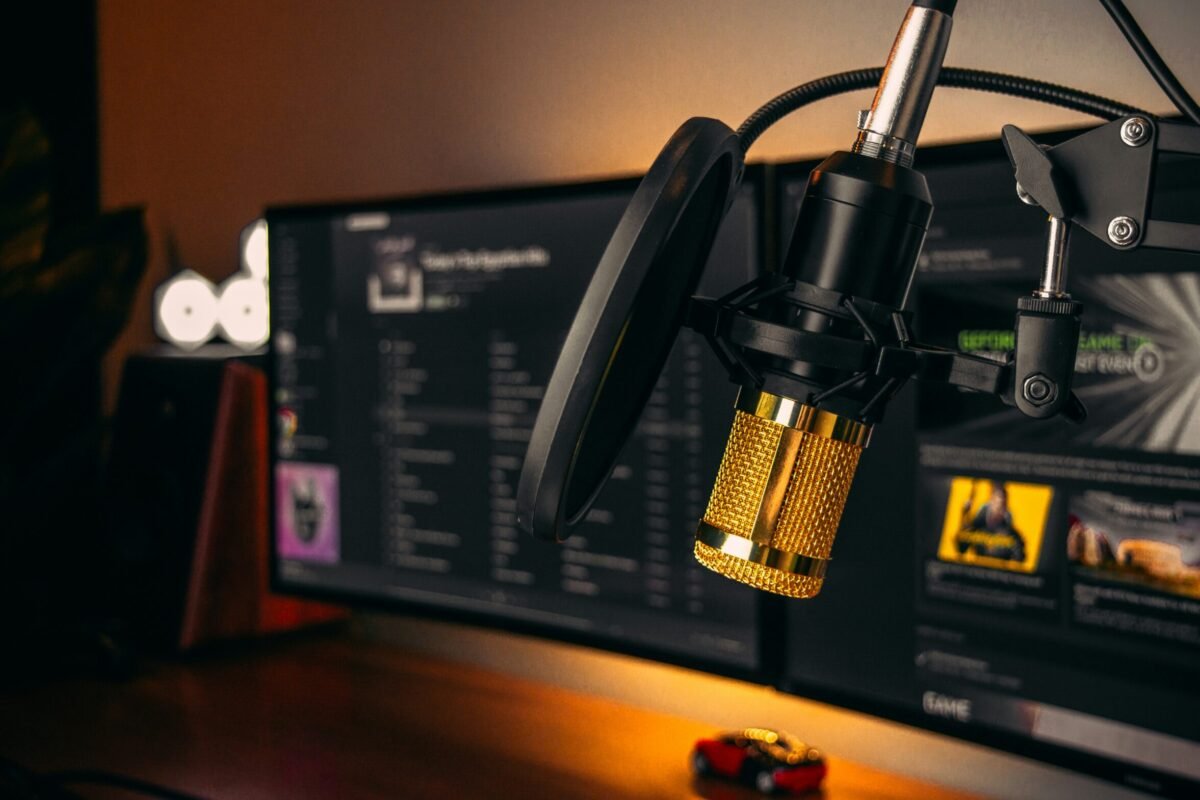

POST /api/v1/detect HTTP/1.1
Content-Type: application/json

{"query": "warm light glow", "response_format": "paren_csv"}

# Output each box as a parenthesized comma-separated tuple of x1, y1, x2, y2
(217, 275, 270, 349)
(743, 728, 779, 743)
(241, 218, 269, 278)
(154, 270, 219, 349)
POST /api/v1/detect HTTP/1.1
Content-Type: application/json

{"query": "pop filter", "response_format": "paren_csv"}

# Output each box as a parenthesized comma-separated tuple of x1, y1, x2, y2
(517, 117, 743, 542)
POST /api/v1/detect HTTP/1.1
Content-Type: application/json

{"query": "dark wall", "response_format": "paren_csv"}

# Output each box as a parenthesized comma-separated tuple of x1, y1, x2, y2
(2, 1, 98, 227)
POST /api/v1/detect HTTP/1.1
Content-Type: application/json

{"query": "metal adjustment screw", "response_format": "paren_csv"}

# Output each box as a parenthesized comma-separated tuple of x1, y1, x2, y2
(1120, 116, 1151, 147)
(1023, 374, 1057, 406)
(1107, 215, 1140, 247)
(1014, 144, 1051, 207)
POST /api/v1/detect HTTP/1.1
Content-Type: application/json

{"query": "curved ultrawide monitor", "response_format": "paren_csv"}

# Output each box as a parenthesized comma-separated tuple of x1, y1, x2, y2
(265, 130, 1200, 798)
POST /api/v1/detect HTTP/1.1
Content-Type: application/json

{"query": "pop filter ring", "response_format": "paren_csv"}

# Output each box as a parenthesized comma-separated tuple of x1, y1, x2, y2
(517, 117, 745, 543)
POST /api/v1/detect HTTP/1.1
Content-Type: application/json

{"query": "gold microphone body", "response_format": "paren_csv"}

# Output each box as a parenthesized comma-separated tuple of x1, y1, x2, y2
(694, 389, 870, 598)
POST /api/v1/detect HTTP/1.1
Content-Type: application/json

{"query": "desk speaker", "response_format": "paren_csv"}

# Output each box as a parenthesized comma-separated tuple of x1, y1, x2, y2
(104, 348, 344, 651)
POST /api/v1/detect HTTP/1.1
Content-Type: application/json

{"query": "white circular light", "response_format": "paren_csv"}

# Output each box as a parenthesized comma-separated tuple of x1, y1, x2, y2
(154, 271, 219, 349)
(240, 219, 269, 278)
(217, 275, 270, 349)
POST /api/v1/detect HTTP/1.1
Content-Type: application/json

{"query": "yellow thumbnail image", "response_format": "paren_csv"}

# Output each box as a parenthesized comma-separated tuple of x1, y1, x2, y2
(938, 477, 1052, 574)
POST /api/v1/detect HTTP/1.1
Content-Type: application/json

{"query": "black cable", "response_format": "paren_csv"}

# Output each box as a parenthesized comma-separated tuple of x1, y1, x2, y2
(737, 66, 1147, 153)
(914, 0, 958, 13)
(0, 757, 198, 800)
(47, 770, 208, 800)
(0, 756, 79, 800)
(1098, 0, 1200, 126)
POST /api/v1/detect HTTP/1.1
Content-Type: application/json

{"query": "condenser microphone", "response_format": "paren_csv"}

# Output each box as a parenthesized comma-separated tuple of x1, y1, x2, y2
(517, 0, 956, 598)
(692, 0, 953, 597)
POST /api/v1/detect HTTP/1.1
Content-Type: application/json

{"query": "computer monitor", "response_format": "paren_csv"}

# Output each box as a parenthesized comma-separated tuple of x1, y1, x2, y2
(776, 135, 1200, 799)
(266, 173, 768, 678)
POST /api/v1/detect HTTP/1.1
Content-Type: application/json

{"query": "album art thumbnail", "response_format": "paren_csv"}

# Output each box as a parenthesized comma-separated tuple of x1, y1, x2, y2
(276, 462, 340, 563)
(1068, 491, 1200, 599)
(365, 233, 425, 313)
(937, 476, 1052, 574)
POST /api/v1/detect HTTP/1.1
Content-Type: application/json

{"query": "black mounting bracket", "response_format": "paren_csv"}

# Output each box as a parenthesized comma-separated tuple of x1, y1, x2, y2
(1003, 116, 1200, 254)
(685, 276, 1087, 425)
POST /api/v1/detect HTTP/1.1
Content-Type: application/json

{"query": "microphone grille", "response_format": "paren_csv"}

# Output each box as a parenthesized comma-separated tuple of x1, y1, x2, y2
(694, 390, 870, 598)
(703, 411, 784, 536)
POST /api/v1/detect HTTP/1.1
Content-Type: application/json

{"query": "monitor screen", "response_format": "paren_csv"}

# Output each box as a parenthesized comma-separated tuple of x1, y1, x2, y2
(777, 138, 1200, 799)
(267, 176, 766, 677)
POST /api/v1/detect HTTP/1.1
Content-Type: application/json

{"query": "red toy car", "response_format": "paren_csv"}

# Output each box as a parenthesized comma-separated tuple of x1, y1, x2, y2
(691, 728, 827, 795)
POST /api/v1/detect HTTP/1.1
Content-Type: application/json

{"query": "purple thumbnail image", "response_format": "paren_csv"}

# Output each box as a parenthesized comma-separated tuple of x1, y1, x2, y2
(276, 463, 340, 563)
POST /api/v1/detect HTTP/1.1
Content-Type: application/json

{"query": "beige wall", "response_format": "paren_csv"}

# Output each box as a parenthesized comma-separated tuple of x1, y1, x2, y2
(99, 0, 1199, 392)
(98, 3, 1197, 795)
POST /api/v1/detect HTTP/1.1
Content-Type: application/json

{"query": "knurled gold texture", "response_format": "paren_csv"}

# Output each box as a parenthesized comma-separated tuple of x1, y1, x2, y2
(699, 411, 783, 538)
(695, 392, 867, 598)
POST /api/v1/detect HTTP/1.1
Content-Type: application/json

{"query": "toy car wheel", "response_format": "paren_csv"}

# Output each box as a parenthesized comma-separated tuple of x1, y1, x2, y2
(691, 750, 711, 776)
(755, 769, 776, 794)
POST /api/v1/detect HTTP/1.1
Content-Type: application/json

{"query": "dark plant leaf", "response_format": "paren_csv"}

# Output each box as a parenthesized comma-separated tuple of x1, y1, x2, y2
(0, 105, 146, 653)
(1, 208, 147, 442)
(0, 108, 52, 275)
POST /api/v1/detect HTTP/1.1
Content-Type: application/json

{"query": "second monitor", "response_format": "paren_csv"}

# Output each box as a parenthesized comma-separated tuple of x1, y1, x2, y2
(267, 173, 768, 678)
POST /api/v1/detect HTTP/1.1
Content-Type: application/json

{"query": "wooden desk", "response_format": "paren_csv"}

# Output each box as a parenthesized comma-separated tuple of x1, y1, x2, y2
(0, 635, 981, 799)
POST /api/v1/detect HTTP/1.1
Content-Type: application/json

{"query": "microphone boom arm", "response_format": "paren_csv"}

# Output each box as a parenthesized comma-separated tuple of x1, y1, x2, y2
(999, 115, 1200, 420)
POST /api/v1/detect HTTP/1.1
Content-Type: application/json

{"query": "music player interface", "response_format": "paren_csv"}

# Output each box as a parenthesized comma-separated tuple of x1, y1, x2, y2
(268, 183, 764, 670)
